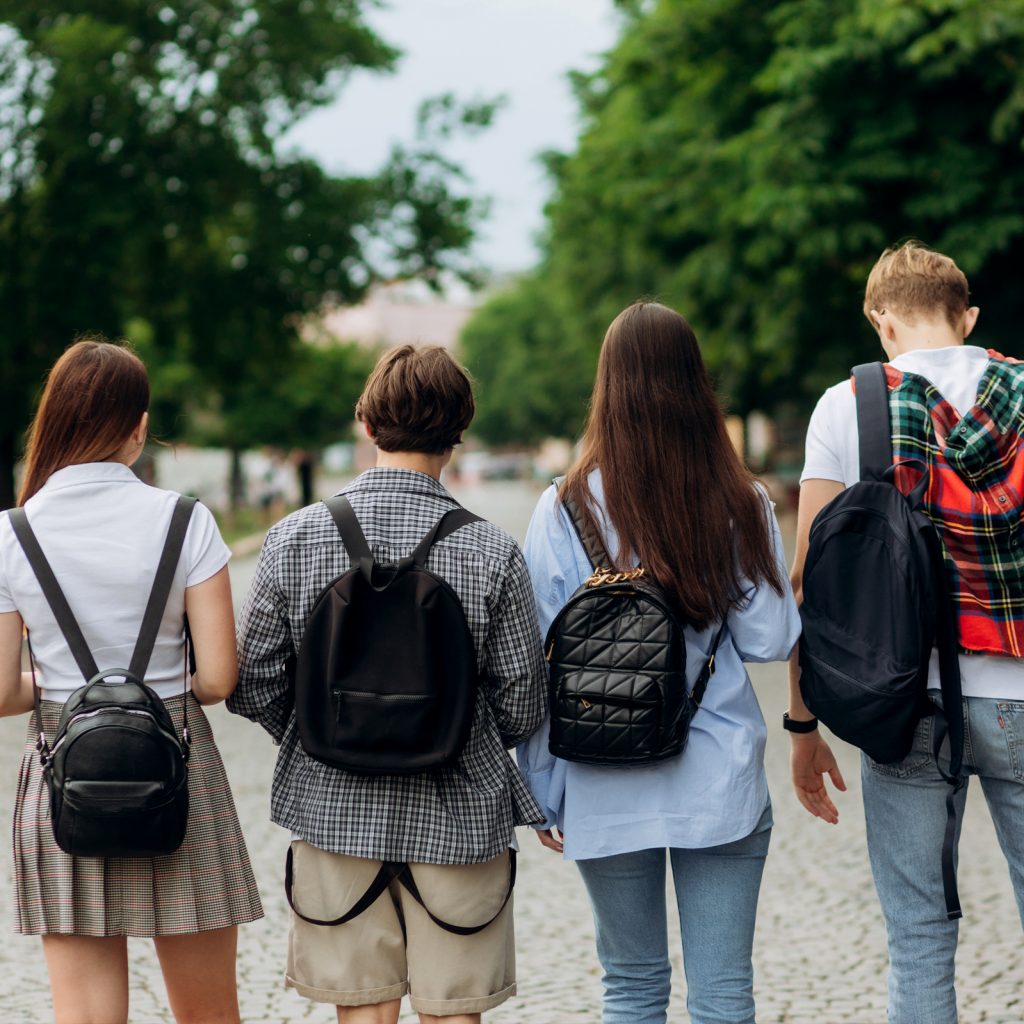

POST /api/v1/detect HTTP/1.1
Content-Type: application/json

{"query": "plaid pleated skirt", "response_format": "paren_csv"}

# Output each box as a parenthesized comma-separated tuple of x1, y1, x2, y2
(12, 694, 264, 936)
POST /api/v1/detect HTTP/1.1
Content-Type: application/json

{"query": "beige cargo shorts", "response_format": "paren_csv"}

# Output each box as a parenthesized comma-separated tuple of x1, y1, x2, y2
(285, 841, 516, 1016)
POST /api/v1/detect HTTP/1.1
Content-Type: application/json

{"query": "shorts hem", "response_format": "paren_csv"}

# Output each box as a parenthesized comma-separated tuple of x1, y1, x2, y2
(409, 981, 517, 1015)
(285, 974, 409, 1006)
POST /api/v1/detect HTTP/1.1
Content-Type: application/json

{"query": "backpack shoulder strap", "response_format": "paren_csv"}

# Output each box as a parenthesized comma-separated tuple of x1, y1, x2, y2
(8, 507, 100, 682)
(129, 495, 197, 681)
(853, 362, 894, 482)
(553, 476, 614, 571)
(323, 495, 372, 569)
(324, 495, 483, 573)
(410, 508, 483, 567)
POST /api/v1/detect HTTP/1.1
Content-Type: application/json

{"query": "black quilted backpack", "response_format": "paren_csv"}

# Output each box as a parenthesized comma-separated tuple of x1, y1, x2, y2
(9, 497, 196, 858)
(293, 495, 482, 775)
(545, 483, 725, 766)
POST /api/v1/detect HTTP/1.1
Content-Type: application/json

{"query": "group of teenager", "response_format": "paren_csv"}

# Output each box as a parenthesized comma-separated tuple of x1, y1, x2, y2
(0, 239, 1020, 1024)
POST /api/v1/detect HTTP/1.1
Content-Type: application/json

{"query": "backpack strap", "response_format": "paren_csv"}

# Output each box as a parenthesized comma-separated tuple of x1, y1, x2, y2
(689, 618, 729, 707)
(10, 496, 197, 761)
(920, 518, 967, 921)
(853, 362, 894, 482)
(129, 496, 197, 681)
(553, 476, 614, 571)
(285, 845, 403, 927)
(8, 507, 101, 683)
(324, 495, 373, 578)
(409, 508, 483, 567)
(284, 846, 516, 936)
(394, 850, 516, 935)
(324, 495, 483, 578)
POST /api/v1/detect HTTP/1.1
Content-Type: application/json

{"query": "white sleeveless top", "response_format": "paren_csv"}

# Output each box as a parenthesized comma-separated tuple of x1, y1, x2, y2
(0, 463, 230, 700)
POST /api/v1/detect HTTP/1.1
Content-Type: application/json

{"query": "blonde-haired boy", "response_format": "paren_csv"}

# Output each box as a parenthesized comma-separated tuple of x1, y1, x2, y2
(788, 241, 1024, 1024)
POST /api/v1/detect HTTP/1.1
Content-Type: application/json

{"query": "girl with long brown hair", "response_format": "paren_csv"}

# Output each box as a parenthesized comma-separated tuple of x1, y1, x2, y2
(518, 302, 800, 1024)
(0, 339, 262, 1024)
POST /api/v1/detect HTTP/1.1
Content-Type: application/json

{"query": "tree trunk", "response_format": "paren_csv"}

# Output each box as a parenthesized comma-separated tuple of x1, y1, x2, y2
(0, 430, 17, 511)
(297, 455, 315, 508)
(229, 448, 246, 510)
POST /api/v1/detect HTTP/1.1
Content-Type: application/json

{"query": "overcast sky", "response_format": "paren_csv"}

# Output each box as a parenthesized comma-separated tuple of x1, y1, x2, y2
(281, 0, 620, 275)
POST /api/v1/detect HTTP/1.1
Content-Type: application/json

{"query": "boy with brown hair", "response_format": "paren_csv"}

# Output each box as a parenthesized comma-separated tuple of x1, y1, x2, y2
(230, 344, 546, 1024)
(786, 241, 1024, 1024)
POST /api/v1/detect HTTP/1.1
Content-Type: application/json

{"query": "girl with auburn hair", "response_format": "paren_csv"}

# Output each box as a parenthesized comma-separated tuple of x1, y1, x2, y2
(0, 339, 262, 1024)
(519, 302, 800, 1024)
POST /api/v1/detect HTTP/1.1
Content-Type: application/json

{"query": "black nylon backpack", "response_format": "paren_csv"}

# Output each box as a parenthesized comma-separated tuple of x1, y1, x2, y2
(9, 497, 196, 859)
(798, 361, 966, 919)
(293, 495, 482, 775)
(545, 483, 725, 766)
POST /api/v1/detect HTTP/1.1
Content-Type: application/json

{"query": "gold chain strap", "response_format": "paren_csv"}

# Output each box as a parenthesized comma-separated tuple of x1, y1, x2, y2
(584, 567, 645, 588)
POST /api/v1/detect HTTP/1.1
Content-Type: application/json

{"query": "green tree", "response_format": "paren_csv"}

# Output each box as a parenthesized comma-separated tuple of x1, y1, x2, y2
(460, 273, 593, 446)
(460, 0, 1024, 445)
(219, 340, 378, 506)
(0, 3, 492, 507)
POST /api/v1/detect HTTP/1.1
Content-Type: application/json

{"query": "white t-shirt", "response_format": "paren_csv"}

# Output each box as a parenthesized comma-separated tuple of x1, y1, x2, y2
(0, 462, 230, 700)
(800, 344, 1024, 700)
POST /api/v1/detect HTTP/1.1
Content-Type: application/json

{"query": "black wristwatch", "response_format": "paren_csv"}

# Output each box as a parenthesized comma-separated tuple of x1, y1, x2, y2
(783, 712, 819, 734)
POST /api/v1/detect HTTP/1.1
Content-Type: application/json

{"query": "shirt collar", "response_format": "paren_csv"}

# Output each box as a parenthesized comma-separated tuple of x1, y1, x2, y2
(37, 462, 141, 494)
(342, 467, 457, 503)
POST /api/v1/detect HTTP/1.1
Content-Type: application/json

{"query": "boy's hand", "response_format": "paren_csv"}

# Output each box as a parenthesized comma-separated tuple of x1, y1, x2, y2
(791, 731, 846, 824)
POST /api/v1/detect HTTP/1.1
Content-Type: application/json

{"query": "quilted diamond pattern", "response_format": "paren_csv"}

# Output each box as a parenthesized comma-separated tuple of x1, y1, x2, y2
(547, 583, 689, 766)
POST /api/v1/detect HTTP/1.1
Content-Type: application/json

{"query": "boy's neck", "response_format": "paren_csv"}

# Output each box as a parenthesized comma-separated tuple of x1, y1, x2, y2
(884, 322, 965, 360)
(375, 449, 449, 481)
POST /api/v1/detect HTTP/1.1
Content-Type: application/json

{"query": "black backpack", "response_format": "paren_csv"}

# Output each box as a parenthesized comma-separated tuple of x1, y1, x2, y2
(9, 497, 196, 859)
(544, 483, 725, 766)
(799, 362, 966, 918)
(293, 495, 482, 775)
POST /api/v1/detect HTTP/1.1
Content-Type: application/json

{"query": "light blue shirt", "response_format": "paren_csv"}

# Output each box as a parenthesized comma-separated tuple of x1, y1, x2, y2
(517, 474, 801, 859)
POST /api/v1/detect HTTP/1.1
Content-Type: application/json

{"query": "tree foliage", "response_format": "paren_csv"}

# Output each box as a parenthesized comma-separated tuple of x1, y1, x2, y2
(0, 2, 492, 506)
(461, 0, 1024, 446)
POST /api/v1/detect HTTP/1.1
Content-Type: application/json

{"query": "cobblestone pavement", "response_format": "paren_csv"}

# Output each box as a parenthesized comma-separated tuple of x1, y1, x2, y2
(1, 481, 1022, 1022)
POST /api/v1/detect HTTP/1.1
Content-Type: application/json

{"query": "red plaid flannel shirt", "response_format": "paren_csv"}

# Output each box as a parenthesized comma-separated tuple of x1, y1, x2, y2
(875, 350, 1024, 656)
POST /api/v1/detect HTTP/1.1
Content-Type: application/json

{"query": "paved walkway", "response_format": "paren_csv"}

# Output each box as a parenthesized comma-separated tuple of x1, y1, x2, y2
(1, 481, 1022, 1022)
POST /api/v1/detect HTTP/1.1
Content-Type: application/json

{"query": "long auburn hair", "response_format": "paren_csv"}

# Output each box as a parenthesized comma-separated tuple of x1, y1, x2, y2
(19, 339, 150, 505)
(561, 301, 784, 630)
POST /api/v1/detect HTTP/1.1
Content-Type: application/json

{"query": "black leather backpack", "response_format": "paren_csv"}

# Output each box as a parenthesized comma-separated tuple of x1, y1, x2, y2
(545, 483, 725, 766)
(9, 497, 196, 858)
(293, 495, 482, 775)
(798, 362, 965, 919)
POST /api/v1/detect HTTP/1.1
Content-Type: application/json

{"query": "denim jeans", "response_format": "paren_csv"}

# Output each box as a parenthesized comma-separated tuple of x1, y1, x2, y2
(574, 805, 772, 1024)
(861, 696, 1024, 1024)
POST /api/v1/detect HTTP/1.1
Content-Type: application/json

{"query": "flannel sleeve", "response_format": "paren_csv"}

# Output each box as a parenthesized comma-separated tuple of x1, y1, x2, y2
(480, 543, 547, 748)
(228, 528, 295, 742)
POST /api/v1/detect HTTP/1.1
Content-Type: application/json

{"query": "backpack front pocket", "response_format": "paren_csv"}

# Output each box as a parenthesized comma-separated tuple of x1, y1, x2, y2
(550, 671, 669, 764)
(331, 688, 437, 757)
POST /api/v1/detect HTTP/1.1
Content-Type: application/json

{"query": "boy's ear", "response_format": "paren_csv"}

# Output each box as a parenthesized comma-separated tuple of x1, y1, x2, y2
(868, 308, 894, 341)
(361, 420, 375, 441)
(963, 305, 980, 339)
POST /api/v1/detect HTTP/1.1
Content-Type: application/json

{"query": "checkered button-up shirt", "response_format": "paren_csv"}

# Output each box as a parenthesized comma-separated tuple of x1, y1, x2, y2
(885, 352, 1024, 656)
(229, 468, 547, 864)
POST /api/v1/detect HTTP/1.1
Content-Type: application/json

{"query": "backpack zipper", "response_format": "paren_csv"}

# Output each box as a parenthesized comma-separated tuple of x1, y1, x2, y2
(331, 688, 432, 702)
(51, 707, 162, 754)
(566, 690, 661, 710)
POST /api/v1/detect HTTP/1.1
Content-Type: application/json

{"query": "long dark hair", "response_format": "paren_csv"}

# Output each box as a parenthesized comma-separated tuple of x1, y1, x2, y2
(561, 301, 784, 629)
(19, 339, 150, 505)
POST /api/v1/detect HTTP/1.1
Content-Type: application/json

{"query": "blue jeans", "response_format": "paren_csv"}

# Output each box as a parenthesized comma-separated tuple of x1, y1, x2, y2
(574, 806, 772, 1024)
(862, 697, 1024, 1024)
